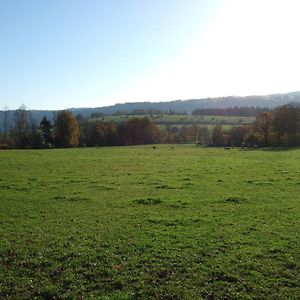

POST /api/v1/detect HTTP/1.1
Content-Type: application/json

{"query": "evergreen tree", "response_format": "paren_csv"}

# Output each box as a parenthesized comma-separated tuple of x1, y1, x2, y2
(39, 116, 53, 147)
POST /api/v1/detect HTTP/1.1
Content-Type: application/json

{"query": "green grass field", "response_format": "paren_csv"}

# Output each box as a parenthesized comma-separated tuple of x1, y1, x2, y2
(0, 146, 299, 299)
(92, 114, 255, 127)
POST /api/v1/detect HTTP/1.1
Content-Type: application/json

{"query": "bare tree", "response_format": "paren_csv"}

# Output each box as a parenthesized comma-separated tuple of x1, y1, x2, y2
(13, 104, 32, 148)
(254, 112, 272, 146)
(3, 106, 8, 138)
(272, 105, 300, 146)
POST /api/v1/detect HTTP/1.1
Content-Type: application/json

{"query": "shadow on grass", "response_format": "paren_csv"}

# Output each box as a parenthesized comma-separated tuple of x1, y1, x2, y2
(260, 147, 299, 152)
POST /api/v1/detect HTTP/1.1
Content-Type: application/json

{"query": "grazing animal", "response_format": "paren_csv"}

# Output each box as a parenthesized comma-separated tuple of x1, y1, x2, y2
(152, 146, 157, 149)
(239, 143, 247, 150)
(224, 146, 230, 150)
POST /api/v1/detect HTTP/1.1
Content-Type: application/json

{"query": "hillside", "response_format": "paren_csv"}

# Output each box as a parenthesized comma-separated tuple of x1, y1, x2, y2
(1, 91, 300, 130)
(71, 92, 300, 115)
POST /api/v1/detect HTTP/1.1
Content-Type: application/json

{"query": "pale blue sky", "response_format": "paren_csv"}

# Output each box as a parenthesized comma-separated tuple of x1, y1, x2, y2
(1, 0, 299, 110)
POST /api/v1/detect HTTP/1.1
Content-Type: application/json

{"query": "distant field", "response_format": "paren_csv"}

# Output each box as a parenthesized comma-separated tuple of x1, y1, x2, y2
(91, 114, 255, 127)
(0, 146, 299, 299)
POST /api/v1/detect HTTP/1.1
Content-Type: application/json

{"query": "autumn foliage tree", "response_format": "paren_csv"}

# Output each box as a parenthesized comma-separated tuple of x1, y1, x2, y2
(88, 122, 118, 146)
(123, 117, 160, 145)
(55, 111, 80, 147)
(5, 103, 300, 149)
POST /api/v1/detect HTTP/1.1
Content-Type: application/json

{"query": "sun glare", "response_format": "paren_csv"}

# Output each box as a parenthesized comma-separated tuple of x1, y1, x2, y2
(115, 0, 300, 103)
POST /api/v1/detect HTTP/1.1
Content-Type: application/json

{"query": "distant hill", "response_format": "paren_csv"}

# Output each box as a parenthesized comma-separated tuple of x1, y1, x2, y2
(1, 91, 300, 131)
(70, 91, 300, 115)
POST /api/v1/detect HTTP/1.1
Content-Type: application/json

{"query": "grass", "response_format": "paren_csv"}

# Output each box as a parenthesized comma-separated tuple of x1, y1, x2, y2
(0, 145, 299, 299)
(91, 114, 255, 127)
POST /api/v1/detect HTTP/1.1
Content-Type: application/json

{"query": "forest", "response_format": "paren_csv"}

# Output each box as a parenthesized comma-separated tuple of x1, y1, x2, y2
(0, 104, 300, 149)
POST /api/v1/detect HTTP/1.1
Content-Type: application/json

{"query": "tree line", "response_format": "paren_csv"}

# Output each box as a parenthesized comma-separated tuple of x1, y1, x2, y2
(0, 106, 161, 148)
(210, 104, 300, 147)
(1, 104, 300, 149)
(192, 106, 270, 116)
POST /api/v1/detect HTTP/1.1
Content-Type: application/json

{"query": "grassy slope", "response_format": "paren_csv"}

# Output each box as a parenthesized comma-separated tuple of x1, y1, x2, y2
(0, 146, 299, 299)
(92, 114, 255, 126)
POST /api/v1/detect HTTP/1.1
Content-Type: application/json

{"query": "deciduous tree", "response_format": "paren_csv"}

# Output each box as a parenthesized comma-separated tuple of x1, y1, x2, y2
(55, 111, 80, 147)
(124, 117, 159, 145)
(13, 104, 31, 148)
(212, 125, 225, 146)
(254, 112, 272, 146)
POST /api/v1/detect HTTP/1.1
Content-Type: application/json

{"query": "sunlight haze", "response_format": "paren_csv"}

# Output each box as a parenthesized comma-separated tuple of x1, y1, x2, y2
(0, 0, 299, 110)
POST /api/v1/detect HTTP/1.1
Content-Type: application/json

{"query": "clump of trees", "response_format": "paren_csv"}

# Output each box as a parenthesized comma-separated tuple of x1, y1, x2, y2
(210, 104, 300, 147)
(0, 107, 81, 149)
(0, 107, 161, 149)
(1, 104, 300, 149)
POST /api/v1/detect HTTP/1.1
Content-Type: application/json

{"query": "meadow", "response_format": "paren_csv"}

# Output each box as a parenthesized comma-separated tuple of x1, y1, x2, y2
(0, 146, 299, 299)
(92, 114, 255, 127)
